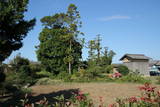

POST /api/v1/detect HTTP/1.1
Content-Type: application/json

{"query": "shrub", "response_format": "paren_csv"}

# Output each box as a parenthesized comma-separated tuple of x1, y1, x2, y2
(29, 62, 42, 78)
(5, 71, 36, 88)
(104, 65, 113, 73)
(36, 77, 62, 85)
(57, 71, 72, 82)
(36, 70, 53, 78)
(119, 73, 151, 84)
(9, 54, 30, 72)
(117, 65, 129, 76)
(18, 65, 31, 76)
(87, 66, 102, 73)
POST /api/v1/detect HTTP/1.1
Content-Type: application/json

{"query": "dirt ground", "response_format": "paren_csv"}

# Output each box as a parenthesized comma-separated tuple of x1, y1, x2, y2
(30, 83, 160, 106)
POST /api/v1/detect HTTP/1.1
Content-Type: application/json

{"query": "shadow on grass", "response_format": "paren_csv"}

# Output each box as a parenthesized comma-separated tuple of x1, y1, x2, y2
(0, 88, 79, 107)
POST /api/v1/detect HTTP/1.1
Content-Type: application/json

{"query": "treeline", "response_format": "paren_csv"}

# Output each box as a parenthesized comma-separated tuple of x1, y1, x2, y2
(35, 4, 116, 75)
(0, 1, 117, 85)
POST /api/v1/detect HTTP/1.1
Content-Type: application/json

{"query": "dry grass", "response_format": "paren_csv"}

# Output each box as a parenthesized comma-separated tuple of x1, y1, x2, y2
(30, 82, 160, 106)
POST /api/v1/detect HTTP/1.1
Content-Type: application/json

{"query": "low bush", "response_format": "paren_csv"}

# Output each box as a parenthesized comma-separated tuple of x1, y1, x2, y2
(118, 73, 151, 84)
(57, 71, 72, 82)
(36, 70, 53, 78)
(104, 65, 113, 73)
(6, 71, 36, 88)
(36, 77, 62, 85)
(117, 65, 129, 76)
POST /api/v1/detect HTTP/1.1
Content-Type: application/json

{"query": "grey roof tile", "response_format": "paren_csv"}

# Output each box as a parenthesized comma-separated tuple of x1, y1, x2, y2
(120, 54, 150, 60)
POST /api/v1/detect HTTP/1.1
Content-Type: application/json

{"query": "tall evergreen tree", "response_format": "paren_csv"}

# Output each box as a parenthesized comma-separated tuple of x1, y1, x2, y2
(88, 40, 96, 61)
(95, 34, 102, 63)
(0, 0, 36, 63)
(101, 47, 116, 66)
(64, 4, 83, 74)
(87, 35, 116, 71)
(36, 4, 83, 74)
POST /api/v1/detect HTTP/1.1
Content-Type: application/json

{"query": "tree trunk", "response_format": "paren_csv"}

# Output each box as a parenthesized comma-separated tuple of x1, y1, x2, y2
(69, 62, 71, 74)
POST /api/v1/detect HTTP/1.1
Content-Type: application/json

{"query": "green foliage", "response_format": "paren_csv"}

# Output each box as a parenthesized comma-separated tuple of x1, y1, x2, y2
(156, 76, 160, 84)
(6, 55, 37, 87)
(95, 34, 102, 63)
(6, 71, 36, 87)
(0, 0, 36, 62)
(57, 71, 72, 82)
(88, 40, 96, 61)
(100, 47, 116, 68)
(87, 35, 116, 74)
(29, 62, 41, 72)
(36, 78, 62, 85)
(65, 68, 113, 82)
(36, 70, 53, 78)
(119, 73, 151, 84)
(9, 54, 30, 71)
(36, 4, 83, 74)
(20, 88, 32, 95)
(87, 66, 102, 73)
(103, 65, 113, 73)
(117, 65, 129, 76)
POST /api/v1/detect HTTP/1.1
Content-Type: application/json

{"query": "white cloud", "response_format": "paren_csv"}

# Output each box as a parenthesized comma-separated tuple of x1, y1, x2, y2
(99, 15, 131, 21)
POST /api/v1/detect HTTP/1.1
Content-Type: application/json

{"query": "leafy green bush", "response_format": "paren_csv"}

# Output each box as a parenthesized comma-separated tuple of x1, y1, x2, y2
(29, 62, 42, 78)
(104, 65, 113, 73)
(57, 71, 72, 82)
(36, 77, 62, 85)
(6, 71, 36, 88)
(6, 55, 37, 87)
(36, 70, 53, 78)
(18, 65, 31, 76)
(117, 65, 129, 76)
(9, 54, 30, 71)
(119, 73, 151, 84)
(87, 66, 102, 73)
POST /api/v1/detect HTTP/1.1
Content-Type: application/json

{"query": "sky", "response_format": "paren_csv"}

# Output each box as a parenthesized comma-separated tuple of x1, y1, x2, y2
(5, 0, 160, 63)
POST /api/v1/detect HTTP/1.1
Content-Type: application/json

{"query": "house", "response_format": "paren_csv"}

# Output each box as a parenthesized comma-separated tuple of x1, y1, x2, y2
(120, 54, 150, 75)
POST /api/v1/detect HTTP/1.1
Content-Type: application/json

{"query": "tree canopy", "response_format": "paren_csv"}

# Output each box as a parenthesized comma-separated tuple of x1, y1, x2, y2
(0, 0, 36, 62)
(36, 4, 83, 74)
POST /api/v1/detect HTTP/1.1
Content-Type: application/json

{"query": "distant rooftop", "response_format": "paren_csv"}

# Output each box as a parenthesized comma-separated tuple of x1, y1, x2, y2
(120, 54, 150, 60)
(150, 60, 160, 66)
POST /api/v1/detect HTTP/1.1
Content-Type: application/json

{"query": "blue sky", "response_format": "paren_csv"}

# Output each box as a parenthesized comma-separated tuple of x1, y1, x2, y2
(5, 0, 160, 63)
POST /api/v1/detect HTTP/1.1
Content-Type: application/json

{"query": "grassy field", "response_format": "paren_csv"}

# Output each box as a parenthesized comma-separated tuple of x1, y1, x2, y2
(30, 82, 160, 106)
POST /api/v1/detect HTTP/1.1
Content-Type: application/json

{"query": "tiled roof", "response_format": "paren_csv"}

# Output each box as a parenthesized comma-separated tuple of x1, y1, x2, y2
(149, 60, 160, 66)
(120, 54, 150, 60)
